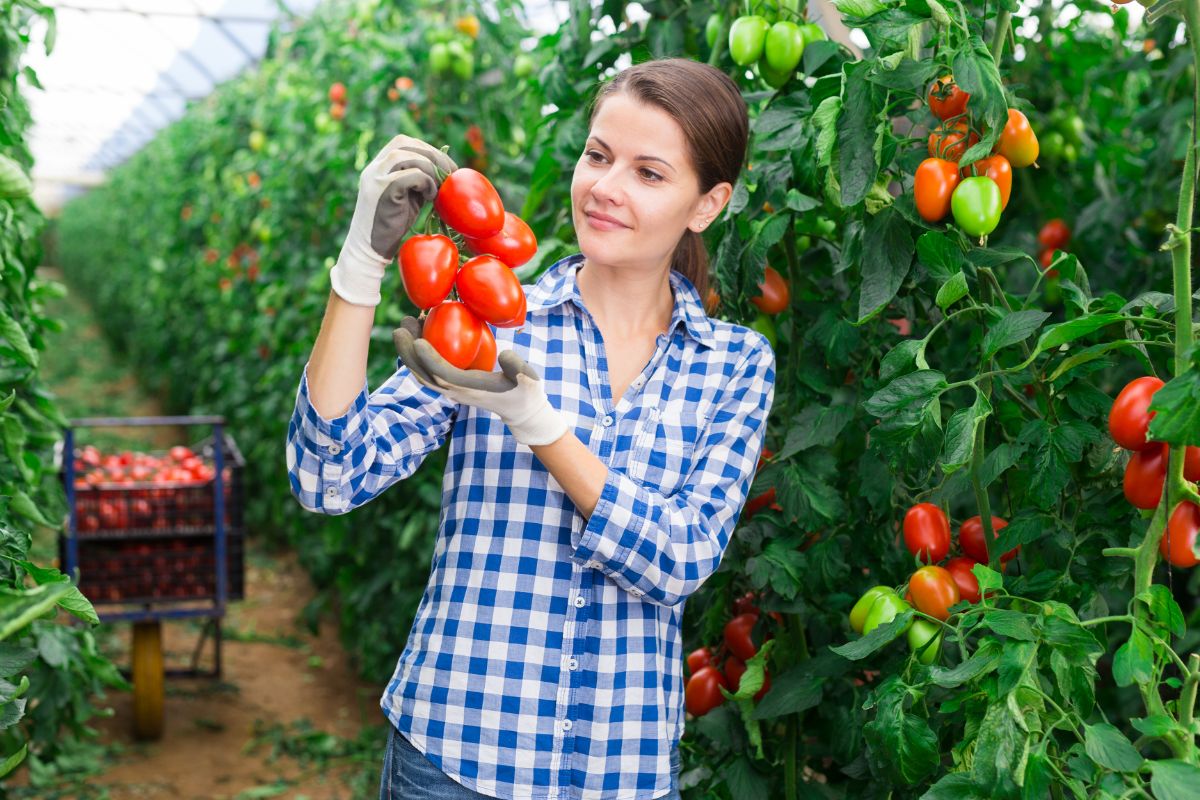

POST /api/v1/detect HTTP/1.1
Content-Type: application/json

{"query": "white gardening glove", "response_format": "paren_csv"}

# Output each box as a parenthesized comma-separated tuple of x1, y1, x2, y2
(330, 135, 458, 307)
(393, 318, 569, 447)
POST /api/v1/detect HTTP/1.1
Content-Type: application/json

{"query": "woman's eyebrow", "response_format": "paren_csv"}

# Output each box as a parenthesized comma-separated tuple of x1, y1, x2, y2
(589, 136, 674, 170)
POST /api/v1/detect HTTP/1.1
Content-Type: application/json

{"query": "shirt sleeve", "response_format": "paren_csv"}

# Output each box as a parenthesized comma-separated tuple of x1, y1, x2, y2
(286, 359, 458, 515)
(569, 337, 776, 607)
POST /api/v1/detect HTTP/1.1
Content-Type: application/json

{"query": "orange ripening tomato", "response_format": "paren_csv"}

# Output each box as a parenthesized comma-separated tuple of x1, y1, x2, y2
(1124, 444, 1167, 510)
(928, 120, 979, 162)
(903, 502, 951, 564)
(1160, 502, 1199, 568)
(914, 158, 960, 222)
(928, 75, 969, 120)
(423, 302, 484, 369)
(964, 154, 1012, 211)
(995, 109, 1039, 168)
(908, 565, 960, 621)
(751, 266, 790, 314)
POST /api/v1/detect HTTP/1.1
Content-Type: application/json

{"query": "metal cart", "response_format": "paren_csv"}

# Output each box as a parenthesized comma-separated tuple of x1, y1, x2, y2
(55, 415, 245, 740)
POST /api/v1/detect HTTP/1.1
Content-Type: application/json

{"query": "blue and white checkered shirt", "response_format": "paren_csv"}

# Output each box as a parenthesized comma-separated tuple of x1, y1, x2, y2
(287, 254, 775, 799)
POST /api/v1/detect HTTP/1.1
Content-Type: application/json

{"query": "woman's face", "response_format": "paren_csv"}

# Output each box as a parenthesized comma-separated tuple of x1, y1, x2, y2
(570, 91, 729, 273)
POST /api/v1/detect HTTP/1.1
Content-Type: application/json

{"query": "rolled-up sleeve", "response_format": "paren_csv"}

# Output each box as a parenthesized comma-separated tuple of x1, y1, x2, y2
(286, 359, 457, 515)
(569, 339, 775, 606)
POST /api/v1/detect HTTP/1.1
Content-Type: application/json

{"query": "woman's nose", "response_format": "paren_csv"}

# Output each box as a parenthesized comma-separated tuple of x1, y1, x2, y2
(589, 167, 625, 205)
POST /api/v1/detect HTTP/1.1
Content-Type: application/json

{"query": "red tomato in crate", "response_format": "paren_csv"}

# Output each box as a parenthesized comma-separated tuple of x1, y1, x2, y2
(98, 501, 128, 530)
(169, 446, 194, 462)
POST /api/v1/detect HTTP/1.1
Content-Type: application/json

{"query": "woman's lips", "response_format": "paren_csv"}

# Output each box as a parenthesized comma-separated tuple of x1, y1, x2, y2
(585, 212, 627, 231)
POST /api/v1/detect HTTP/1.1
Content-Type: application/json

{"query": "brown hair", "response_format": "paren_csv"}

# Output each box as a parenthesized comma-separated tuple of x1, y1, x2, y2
(587, 58, 748, 310)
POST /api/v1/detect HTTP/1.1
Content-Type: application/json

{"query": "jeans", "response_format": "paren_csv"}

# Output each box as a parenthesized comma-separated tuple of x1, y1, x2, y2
(379, 723, 683, 800)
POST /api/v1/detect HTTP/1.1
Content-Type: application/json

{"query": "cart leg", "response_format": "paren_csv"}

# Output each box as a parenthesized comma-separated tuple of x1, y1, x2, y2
(214, 616, 223, 679)
(132, 620, 165, 740)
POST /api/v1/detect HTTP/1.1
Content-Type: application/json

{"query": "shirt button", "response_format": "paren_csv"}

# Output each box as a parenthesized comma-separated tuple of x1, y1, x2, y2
(630, 587, 644, 598)
(326, 443, 341, 455)
(324, 486, 338, 498)
(633, 377, 644, 388)
(561, 719, 573, 732)
(586, 561, 601, 570)
(602, 414, 614, 427)
(573, 595, 586, 608)
(568, 658, 579, 671)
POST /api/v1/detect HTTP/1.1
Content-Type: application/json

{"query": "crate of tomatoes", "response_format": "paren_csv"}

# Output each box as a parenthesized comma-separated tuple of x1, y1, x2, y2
(55, 418, 245, 605)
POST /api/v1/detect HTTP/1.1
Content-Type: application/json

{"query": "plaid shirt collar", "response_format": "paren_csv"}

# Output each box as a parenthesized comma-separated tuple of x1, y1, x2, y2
(525, 253, 718, 350)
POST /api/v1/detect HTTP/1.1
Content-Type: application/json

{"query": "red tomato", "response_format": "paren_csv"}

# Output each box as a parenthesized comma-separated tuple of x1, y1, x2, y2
(908, 565, 960, 621)
(723, 657, 771, 701)
(964, 154, 1012, 211)
(455, 255, 527, 327)
(887, 318, 912, 336)
(1124, 444, 1167, 510)
(903, 503, 950, 564)
(1161, 502, 1200, 568)
(1186, 446, 1200, 482)
(743, 488, 777, 520)
(1037, 219, 1070, 250)
(959, 515, 1016, 564)
(733, 591, 761, 617)
(1109, 376, 1164, 451)
(434, 168, 505, 238)
(928, 120, 979, 162)
(423, 302, 485, 369)
(1040, 249, 1057, 269)
(328, 82, 347, 104)
(169, 446, 194, 462)
(928, 75, 969, 120)
(399, 234, 459, 309)
(724, 612, 759, 661)
(464, 211, 538, 268)
(686, 647, 713, 676)
(914, 158, 960, 223)
(468, 323, 497, 371)
(995, 109, 1039, 168)
(685, 666, 729, 716)
(81, 446, 101, 467)
(751, 266, 790, 315)
(944, 557, 981, 604)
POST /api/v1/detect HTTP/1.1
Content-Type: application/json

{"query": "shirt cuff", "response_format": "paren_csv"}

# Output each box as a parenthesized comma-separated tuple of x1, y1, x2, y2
(295, 362, 371, 463)
(571, 468, 651, 588)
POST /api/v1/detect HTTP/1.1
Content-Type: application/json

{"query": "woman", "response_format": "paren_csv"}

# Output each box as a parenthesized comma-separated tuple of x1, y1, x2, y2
(287, 58, 775, 800)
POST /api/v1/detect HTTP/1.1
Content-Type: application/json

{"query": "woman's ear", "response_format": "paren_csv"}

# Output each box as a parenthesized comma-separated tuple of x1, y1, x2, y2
(689, 181, 733, 233)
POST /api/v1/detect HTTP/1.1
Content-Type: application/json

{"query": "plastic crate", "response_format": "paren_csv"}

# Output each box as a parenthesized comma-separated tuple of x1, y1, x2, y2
(57, 431, 246, 605)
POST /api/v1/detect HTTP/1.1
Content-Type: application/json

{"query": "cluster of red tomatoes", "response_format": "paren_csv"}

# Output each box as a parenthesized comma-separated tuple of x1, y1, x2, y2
(1036, 218, 1071, 276)
(73, 445, 231, 532)
(83, 538, 224, 602)
(847, 504, 1019, 664)
(915, 75, 1039, 243)
(328, 81, 349, 121)
(1109, 377, 1200, 568)
(401, 167, 537, 371)
(684, 591, 781, 717)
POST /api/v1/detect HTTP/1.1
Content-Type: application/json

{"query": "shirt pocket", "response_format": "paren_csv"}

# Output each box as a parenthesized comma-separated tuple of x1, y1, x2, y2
(625, 397, 699, 497)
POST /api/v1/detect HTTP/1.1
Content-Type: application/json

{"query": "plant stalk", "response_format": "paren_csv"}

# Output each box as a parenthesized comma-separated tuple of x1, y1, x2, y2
(990, 11, 1012, 64)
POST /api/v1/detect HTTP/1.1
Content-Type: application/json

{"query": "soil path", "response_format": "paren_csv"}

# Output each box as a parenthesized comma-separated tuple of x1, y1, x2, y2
(18, 268, 391, 799)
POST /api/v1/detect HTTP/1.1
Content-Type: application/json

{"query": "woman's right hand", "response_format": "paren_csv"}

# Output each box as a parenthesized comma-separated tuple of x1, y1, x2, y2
(329, 135, 458, 308)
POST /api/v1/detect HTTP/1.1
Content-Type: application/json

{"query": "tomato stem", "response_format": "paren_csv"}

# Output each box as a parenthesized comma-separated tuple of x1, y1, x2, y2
(989, 11, 1012, 64)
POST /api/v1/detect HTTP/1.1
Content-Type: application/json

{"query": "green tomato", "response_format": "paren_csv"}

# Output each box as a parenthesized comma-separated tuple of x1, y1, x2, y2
(849, 586, 892, 634)
(705, 13, 723, 50)
(800, 22, 827, 44)
(1044, 275, 1062, 307)
(451, 52, 474, 80)
(797, 235, 812, 250)
(907, 619, 942, 665)
(814, 216, 837, 237)
(863, 592, 911, 635)
(426, 27, 453, 44)
(750, 312, 777, 350)
(1062, 143, 1078, 163)
(1061, 114, 1085, 146)
(728, 15, 770, 66)
(248, 130, 266, 152)
(1040, 130, 1064, 161)
(764, 21, 805, 73)
(430, 42, 451, 74)
(514, 53, 534, 78)
(951, 177, 1002, 239)
(758, 61, 792, 89)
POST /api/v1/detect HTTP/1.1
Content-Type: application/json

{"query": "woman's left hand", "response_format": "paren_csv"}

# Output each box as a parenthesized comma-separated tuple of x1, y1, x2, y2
(393, 317, 569, 447)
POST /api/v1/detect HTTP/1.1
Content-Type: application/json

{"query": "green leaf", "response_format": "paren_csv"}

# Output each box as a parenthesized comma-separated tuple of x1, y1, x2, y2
(751, 666, 824, 719)
(992, 514, 1049, 562)
(864, 370, 947, 418)
(1148, 366, 1200, 447)
(0, 643, 37, 677)
(950, 36, 1007, 167)
(724, 755, 770, 800)
(1050, 340, 1137, 382)
(929, 638, 1002, 688)
(982, 310, 1051, 361)
(921, 773, 989, 800)
(1130, 714, 1178, 738)
(0, 391, 14, 414)
(837, 61, 879, 208)
(1150, 760, 1200, 800)
(863, 679, 939, 785)
(0, 742, 27, 779)
(784, 189, 820, 213)
(1022, 749, 1054, 800)
(834, 0, 888, 15)
(879, 339, 925, 383)
(1145, 584, 1185, 637)
(1034, 313, 1124, 355)
(774, 457, 846, 530)
(983, 610, 1035, 641)
(998, 640, 1036, 695)
(972, 562, 1003, 592)
(6, 559, 98, 625)
(829, 610, 914, 660)
(0, 582, 73, 641)
(1019, 420, 1102, 509)
(1112, 628, 1154, 687)
(940, 390, 992, 475)
(936, 271, 969, 309)
(813, 96, 842, 168)
(776, 405, 855, 460)
(1083, 723, 1143, 773)
(725, 640, 776, 702)
(857, 207, 914, 321)
(916, 231, 966, 280)
(4, 488, 52, 529)
(0, 311, 37, 369)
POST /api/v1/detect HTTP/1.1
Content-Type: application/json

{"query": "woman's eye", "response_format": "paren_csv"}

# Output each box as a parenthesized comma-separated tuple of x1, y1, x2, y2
(585, 150, 605, 163)
(639, 169, 662, 182)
